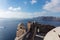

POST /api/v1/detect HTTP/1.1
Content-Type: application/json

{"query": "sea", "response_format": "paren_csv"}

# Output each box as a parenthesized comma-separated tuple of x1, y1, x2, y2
(0, 18, 60, 40)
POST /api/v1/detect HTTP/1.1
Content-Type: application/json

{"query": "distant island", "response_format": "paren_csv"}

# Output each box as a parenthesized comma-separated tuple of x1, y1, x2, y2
(41, 16, 60, 21)
(0, 16, 60, 22)
(31, 16, 60, 22)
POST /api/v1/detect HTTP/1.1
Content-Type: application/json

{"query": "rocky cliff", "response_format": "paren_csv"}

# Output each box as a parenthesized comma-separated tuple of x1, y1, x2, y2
(15, 22, 55, 40)
(15, 23, 26, 40)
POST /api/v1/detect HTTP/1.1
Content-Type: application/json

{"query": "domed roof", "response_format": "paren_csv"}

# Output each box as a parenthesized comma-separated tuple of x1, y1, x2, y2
(44, 27, 60, 40)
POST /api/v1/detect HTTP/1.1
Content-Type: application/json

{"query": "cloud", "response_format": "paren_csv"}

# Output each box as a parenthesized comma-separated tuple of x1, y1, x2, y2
(30, 0, 37, 4)
(33, 11, 46, 17)
(43, 0, 60, 12)
(0, 9, 46, 18)
(8, 7, 21, 11)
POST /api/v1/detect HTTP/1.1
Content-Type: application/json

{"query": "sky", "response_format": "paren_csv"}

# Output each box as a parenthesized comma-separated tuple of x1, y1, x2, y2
(0, 0, 60, 18)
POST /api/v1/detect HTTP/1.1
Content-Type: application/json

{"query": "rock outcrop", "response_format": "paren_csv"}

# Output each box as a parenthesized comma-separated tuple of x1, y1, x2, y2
(15, 23, 26, 40)
(15, 22, 55, 40)
(27, 21, 32, 31)
(37, 24, 55, 36)
(22, 22, 55, 40)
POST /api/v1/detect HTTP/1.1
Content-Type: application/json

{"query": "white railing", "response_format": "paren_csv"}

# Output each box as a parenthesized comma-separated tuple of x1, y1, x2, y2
(36, 35, 44, 38)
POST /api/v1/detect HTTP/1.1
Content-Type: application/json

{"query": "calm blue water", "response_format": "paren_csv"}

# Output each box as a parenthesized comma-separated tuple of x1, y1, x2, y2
(0, 19, 60, 40)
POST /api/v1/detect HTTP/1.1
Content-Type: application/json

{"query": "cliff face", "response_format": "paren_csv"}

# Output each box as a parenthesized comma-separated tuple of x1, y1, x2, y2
(39, 24, 55, 35)
(15, 23, 26, 40)
(27, 21, 32, 31)
(30, 22, 55, 36)
(15, 22, 55, 40)
(22, 22, 55, 40)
